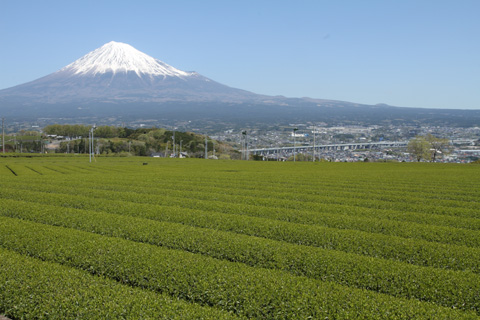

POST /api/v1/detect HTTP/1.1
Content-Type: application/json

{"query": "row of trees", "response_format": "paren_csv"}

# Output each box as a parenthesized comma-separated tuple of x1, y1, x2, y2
(58, 139, 149, 156)
(44, 124, 134, 139)
(48, 125, 236, 158)
(1, 131, 46, 153)
(407, 134, 451, 162)
(58, 137, 225, 158)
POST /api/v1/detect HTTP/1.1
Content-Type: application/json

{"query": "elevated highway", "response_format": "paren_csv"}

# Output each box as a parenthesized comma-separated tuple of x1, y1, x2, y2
(250, 141, 408, 155)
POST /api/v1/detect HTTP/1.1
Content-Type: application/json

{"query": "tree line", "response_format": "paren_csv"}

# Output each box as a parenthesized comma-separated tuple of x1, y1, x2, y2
(46, 124, 234, 158)
(44, 124, 133, 139)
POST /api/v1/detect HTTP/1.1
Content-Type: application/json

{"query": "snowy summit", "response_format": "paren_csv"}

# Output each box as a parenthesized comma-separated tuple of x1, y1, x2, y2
(61, 41, 192, 78)
(0, 40, 263, 106)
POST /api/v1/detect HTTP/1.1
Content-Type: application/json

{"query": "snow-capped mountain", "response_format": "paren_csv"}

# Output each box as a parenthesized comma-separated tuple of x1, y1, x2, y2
(3, 41, 477, 126)
(0, 41, 265, 104)
(62, 41, 192, 78)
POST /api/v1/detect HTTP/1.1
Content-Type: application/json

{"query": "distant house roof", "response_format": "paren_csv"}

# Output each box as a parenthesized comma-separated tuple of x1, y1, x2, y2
(150, 152, 164, 157)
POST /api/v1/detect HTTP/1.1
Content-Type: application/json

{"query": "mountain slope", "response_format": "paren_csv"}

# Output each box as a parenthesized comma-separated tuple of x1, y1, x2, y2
(62, 41, 191, 77)
(1, 41, 479, 127)
(0, 41, 265, 104)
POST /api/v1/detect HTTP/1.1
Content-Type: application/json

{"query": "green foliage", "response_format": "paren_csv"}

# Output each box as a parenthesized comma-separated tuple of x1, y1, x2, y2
(43, 124, 227, 157)
(408, 134, 452, 162)
(44, 124, 90, 137)
(425, 133, 452, 161)
(1, 158, 480, 319)
(407, 136, 431, 161)
(0, 217, 476, 319)
(251, 154, 263, 161)
(1, 198, 480, 312)
(0, 248, 238, 320)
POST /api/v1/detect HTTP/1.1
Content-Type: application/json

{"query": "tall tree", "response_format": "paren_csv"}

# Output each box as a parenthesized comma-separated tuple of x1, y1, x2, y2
(425, 134, 451, 162)
(407, 136, 431, 162)
(408, 134, 452, 162)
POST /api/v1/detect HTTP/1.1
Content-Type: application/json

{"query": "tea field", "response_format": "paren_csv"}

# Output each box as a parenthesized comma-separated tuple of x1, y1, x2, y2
(1, 156, 480, 319)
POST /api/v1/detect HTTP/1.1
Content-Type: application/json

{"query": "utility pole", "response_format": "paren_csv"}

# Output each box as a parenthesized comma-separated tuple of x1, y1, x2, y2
(205, 134, 208, 159)
(293, 128, 298, 162)
(89, 124, 96, 163)
(2, 117, 5, 154)
(172, 129, 176, 158)
(246, 131, 249, 160)
(89, 131, 91, 161)
(242, 131, 247, 160)
(313, 126, 316, 162)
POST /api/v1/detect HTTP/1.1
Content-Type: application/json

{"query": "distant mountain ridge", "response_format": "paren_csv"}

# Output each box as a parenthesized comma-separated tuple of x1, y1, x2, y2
(0, 41, 268, 104)
(0, 41, 479, 127)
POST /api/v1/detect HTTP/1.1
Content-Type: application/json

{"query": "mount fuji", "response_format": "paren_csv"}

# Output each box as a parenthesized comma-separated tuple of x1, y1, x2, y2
(1, 41, 479, 126)
(0, 41, 267, 104)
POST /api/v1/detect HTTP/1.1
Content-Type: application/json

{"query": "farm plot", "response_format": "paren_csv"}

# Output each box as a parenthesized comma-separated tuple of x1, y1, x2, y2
(1, 157, 480, 319)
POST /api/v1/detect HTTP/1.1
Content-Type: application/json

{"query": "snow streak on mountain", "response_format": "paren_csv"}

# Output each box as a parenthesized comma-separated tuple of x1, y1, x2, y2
(0, 41, 263, 104)
(62, 41, 192, 78)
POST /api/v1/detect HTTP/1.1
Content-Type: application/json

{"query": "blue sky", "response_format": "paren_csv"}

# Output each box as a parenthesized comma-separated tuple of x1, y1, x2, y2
(1, 0, 479, 109)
